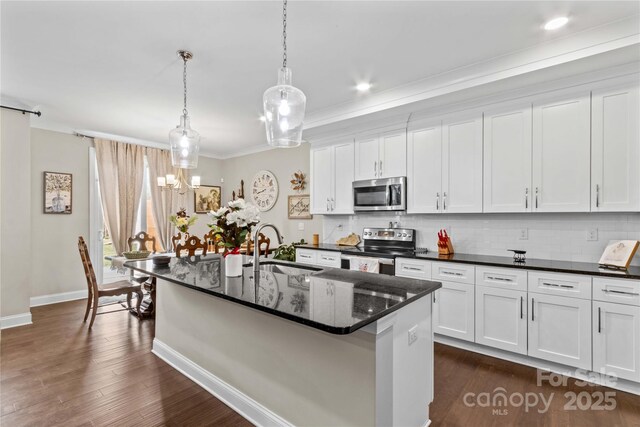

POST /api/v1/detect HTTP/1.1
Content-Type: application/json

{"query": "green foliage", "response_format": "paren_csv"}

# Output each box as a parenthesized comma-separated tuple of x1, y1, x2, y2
(273, 239, 307, 262)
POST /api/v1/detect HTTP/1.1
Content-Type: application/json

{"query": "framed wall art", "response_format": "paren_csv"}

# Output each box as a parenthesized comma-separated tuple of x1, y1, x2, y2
(288, 194, 312, 219)
(194, 185, 222, 214)
(43, 171, 72, 214)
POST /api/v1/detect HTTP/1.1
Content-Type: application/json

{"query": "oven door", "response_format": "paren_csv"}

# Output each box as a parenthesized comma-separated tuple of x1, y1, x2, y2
(340, 255, 395, 275)
(352, 177, 406, 211)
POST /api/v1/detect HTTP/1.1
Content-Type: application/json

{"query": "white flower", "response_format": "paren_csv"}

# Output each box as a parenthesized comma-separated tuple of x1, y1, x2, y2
(208, 207, 228, 220)
(228, 198, 247, 210)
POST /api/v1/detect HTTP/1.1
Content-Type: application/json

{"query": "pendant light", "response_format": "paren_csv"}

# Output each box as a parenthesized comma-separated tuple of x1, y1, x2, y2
(169, 50, 200, 169)
(263, 0, 306, 148)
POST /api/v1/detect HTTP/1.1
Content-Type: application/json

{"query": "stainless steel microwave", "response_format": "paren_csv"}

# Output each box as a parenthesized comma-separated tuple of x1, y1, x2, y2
(353, 177, 406, 212)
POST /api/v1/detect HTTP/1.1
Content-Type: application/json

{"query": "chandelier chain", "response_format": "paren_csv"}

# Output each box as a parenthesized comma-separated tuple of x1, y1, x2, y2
(182, 56, 188, 116)
(282, 0, 287, 68)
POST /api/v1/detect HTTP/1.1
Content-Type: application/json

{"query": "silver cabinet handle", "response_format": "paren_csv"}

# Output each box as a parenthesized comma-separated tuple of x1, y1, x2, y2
(531, 298, 535, 321)
(404, 266, 423, 271)
(520, 296, 524, 320)
(326, 198, 330, 212)
(487, 276, 513, 282)
(525, 187, 529, 209)
(379, 160, 383, 177)
(443, 192, 447, 211)
(433, 292, 437, 303)
(603, 289, 640, 296)
(374, 161, 377, 176)
(330, 197, 335, 211)
(542, 282, 574, 289)
(598, 307, 602, 333)
(442, 270, 463, 276)
(596, 184, 600, 208)
(535, 187, 539, 209)
(436, 192, 440, 211)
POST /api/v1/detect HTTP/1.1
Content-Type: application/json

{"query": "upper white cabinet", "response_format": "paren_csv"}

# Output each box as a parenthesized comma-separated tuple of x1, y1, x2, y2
(442, 113, 483, 213)
(407, 121, 442, 213)
(591, 85, 640, 212)
(354, 129, 406, 180)
(310, 141, 354, 215)
(532, 92, 591, 212)
(483, 104, 533, 213)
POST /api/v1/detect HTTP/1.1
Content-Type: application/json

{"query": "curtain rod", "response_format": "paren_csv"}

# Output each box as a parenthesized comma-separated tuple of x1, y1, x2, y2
(1, 105, 42, 117)
(74, 132, 94, 140)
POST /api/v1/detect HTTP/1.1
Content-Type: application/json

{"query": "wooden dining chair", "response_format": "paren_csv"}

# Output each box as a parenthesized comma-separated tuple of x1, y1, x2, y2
(127, 231, 157, 253)
(246, 233, 270, 256)
(172, 233, 182, 252)
(204, 230, 225, 254)
(78, 236, 143, 329)
(175, 235, 208, 258)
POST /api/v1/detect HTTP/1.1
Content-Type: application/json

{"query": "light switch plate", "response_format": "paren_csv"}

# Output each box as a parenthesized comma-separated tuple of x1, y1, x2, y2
(587, 228, 598, 241)
(519, 228, 528, 240)
(298, 223, 305, 231)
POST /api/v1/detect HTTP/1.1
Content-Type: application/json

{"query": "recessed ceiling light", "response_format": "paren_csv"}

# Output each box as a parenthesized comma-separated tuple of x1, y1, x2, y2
(544, 16, 569, 31)
(356, 82, 371, 92)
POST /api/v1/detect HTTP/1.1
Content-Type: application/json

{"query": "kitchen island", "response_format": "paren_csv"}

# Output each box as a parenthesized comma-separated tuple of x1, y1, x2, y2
(126, 254, 441, 427)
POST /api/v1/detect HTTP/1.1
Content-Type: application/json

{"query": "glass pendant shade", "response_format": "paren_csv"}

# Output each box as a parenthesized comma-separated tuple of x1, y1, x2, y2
(169, 114, 200, 169)
(263, 67, 306, 147)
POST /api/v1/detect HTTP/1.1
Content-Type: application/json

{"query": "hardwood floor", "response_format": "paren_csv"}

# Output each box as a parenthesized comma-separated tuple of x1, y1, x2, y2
(2, 300, 639, 426)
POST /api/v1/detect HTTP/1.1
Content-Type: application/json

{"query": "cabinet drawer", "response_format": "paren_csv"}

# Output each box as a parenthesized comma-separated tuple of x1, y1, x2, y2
(593, 278, 640, 306)
(476, 267, 527, 292)
(295, 249, 317, 265)
(528, 272, 591, 300)
(432, 262, 475, 285)
(316, 251, 342, 268)
(396, 258, 431, 280)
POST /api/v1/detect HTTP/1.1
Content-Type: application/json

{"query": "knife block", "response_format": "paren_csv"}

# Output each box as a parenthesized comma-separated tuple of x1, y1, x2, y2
(438, 237, 454, 255)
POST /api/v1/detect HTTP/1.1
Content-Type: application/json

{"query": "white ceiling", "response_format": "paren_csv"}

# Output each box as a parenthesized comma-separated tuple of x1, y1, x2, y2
(2, 1, 639, 157)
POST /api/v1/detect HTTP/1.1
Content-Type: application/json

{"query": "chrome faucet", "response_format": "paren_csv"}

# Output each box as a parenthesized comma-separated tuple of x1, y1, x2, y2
(252, 223, 284, 272)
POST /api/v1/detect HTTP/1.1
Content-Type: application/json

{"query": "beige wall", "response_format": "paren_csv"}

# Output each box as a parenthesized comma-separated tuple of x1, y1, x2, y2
(30, 128, 89, 298)
(219, 144, 322, 244)
(1, 110, 32, 317)
(186, 155, 224, 238)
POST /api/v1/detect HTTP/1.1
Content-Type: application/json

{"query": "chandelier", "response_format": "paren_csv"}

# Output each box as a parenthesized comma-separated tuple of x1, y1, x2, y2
(157, 169, 200, 195)
(169, 50, 200, 168)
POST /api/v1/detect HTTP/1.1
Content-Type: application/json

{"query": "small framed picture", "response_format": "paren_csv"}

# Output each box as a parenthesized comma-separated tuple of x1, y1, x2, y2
(43, 171, 72, 214)
(194, 185, 222, 214)
(288, 194, 312, 219)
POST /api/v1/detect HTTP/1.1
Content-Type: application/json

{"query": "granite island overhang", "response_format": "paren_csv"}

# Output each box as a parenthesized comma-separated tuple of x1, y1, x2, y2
(126, 254, 442, 426)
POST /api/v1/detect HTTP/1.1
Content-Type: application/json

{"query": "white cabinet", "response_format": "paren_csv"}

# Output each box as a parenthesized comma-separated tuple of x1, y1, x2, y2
(528, 293, 592, 369)
(407, 121, 442, 213)
(395, 258, 432, 280)
(483, 104, 533, 212)
(354, 130, 406, 180)
(310, 141, 354, 214)
(591, 85, 640, 212)
(442, 113, 483, 213)
(295, 248, 341, 268)
(310, 279, 354, 327)
(433, 282, 475, 342)
(532, 92, 591, 212)
(476, 286, 527, 355)
(593, 301, 640, 382)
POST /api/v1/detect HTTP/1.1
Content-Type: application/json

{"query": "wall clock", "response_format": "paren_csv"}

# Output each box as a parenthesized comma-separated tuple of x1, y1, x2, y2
(251, 170, 278, 212)
(257, 271, 280, 308)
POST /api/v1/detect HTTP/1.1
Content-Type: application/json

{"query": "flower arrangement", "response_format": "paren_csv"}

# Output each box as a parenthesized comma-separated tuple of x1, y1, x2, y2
(207, 198, 260, 255)
(170, 208, 197, 234)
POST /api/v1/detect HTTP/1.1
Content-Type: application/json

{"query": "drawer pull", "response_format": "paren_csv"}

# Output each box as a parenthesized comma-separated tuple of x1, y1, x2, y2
(598, 307, 602, 333)
(404, 266, 423, 271)
(541, 282, 574, 289)
(603, 289, 640, 296)
(487, 276, 513, 282)
(531, 298, 535, 321)
(520, 296, 523, 319)
(442, 271, 464, 276)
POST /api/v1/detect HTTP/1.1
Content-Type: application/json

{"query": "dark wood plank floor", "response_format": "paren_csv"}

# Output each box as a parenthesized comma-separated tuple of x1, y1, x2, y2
(1, 300, 639, 426)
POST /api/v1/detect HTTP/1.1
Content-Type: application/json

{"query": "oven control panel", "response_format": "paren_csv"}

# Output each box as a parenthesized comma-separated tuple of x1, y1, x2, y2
(362, 228, 415, 242)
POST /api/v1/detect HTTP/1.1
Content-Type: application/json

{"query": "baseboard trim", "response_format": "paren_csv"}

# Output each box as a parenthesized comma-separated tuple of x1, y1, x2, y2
(30, 290, 86, 307)
(435, 335, 640, 396)
(0, 312, 32, 329)
(152, 338, 294, 427)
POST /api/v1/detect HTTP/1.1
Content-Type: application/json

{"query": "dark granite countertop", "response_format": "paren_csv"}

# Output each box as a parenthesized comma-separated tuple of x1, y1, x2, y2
(125, 255, 441, 335)
(297, 244, 640, 280)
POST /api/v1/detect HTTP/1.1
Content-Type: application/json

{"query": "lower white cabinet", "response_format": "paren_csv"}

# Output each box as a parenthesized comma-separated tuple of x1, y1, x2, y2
(593, 301, 640, 382)
(475, 286, 527, 355)
(310, 279, 354, 326)
(528, 293, 592, 370)
(433, 282, 475, 342)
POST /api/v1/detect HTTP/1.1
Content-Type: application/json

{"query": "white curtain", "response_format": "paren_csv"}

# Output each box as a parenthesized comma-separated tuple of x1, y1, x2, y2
(94, 139, 145, 255)
(146, 147, 184, 251)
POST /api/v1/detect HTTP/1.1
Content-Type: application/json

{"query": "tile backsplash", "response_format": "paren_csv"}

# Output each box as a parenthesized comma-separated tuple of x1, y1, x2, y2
(322, 212, 640, 266)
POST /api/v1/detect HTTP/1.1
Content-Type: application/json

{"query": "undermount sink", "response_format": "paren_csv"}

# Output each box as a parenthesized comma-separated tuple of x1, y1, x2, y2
(247, 261, 321, 276)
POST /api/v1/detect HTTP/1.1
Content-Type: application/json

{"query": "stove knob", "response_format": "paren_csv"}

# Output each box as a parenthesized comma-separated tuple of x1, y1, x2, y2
(396, 233, 401, 238)
(402, 233, 407, 237)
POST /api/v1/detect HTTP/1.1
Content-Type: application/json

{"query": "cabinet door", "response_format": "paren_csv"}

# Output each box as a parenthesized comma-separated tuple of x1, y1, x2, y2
(332, 142, 355, 214)
(528, 293, 591, 369)
(310, 147, 333, 214)
(591, 85, 640, 212)
(379, 130, 407, 178)
(442, 114, 483, 213)
(532, 93, 591, 212)
(483, 105, 533, 212)
(476, 286, 527, 355)
(407, 123, 442, 213)
(593, 301, 640, 382)
(433, 282, 475, 342)
(354, 136, 379, 180)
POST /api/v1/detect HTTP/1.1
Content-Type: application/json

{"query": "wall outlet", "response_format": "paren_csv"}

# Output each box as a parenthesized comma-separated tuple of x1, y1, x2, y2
(408, 325, 418, 346)
(298, 222, 305, 231)
(519, 228, 528, 240)
(337, 224, 343, 230)
(587, 228, 598, 241)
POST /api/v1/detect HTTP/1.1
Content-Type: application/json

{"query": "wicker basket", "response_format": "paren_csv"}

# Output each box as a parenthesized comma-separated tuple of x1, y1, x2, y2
(122, 251, 152, 260)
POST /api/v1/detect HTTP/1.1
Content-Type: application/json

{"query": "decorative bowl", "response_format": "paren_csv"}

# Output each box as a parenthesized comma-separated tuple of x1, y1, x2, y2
(152, 256, 171, 266)
(122, 251, 152, 260)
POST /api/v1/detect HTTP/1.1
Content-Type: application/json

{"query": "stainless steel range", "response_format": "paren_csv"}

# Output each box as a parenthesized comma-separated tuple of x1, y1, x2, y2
(340, 227, 426, 275)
